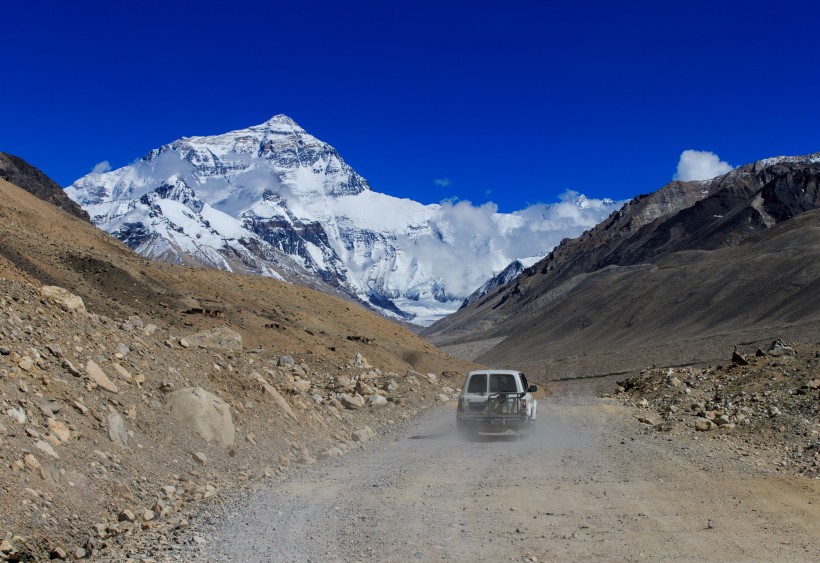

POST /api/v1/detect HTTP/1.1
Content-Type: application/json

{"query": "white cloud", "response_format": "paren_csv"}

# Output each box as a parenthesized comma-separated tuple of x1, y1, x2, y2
(91, 160, 111, 174)
(674, 150, 733, 181)
(434, 178, 452, 187)
(398, 191, 623, 297)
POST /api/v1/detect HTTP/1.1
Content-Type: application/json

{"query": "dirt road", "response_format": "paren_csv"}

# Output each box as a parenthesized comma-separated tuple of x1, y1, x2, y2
(182, 399, 819, 561)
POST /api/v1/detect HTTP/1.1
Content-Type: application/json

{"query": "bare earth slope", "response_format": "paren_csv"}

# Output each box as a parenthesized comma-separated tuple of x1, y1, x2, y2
(0, 176, 476, 560)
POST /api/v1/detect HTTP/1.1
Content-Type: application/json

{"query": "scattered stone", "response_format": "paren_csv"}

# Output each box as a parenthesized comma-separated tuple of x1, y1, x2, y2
(118, 509, 136, 523)
(142, 509, 156, 522)
(6, 406, 27, 424)
(182, 327, 243, 351)
(192, 452, 208, 466)
(351, 426, 375, 442)
(111, 363, 133, 382)
(732, 351, 749, 365)
(50, 546, 68, 560)
(40, 286, 86, 313)
(368, 394, 388, 407)
(278, 355, 295, 368)
(24, 453, 41, 471)
(107, 412, 129, 448)
(35, 440, 60, 459)
(767, 339, 795, 357)
(85, 360, 119, 393)
(167, 387, 235, 446)
(695, 418, 717, 431)
(437, 394, 449, 403)
(340, 394, 365, 410)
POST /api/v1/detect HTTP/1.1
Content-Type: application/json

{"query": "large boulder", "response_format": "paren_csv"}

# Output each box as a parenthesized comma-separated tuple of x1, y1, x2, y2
(182, 327, 243, 351)
(40, 286, 86, 313)
(167, 387, 235, 446)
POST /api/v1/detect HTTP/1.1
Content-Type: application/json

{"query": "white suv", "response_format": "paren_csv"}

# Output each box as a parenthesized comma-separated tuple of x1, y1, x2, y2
(456, 370, 537, 436)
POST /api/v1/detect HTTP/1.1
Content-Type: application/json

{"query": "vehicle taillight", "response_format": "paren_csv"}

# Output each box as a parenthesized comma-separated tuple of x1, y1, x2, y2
(520, 397, 527, 412)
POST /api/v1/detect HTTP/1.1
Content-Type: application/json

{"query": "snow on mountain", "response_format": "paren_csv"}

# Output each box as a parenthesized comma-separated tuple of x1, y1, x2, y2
(460, 256, 542, 310)
(66, 115, 621, 325)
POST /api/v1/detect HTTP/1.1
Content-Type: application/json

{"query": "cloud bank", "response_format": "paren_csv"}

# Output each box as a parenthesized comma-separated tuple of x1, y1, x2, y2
(674, 150, 733, 181)
(402, 192, 622, 297)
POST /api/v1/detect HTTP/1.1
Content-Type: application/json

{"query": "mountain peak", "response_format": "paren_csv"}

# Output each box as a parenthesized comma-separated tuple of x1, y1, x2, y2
(256, 114, 304, 133)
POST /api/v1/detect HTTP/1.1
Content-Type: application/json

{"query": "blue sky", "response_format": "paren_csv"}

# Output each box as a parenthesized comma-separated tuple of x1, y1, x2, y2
(2, 0, 818, 212)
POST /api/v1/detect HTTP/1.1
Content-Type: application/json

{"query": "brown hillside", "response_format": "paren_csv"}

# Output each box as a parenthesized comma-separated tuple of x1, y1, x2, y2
(0, 175, 475, 560)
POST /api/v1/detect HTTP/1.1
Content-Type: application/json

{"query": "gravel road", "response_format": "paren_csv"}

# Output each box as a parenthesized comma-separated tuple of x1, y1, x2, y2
(180, 399, 819, 562)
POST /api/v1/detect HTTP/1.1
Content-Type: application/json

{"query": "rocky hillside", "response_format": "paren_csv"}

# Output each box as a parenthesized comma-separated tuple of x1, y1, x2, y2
(609, 340, 819, 478)
(423, 154, 820, 377)
(0, 175, 475, 560)
(0, 153, 90, 222)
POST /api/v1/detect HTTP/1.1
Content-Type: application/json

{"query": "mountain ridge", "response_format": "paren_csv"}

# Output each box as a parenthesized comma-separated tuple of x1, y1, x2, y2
(422, 153, 820, 375)
(65, 115, 619, 325)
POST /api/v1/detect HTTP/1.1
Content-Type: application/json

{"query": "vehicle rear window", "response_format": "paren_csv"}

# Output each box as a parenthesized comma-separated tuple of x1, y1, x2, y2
(490, 374, 517, 393)
(466, 373, 487, 393)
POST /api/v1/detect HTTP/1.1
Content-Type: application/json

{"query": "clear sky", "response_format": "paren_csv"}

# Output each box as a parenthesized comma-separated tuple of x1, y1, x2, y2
(2, 0, 818, 212)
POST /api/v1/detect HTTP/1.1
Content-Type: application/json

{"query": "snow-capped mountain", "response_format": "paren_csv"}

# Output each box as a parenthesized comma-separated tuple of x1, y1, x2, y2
(460, 256, 542, 309)
(66, 115, 621, 325)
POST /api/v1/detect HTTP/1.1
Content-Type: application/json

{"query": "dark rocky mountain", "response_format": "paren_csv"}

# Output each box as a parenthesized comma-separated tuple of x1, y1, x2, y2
(460, 259, 529, 309)
(0, 152, 90, 221)
(422, 154, 820, 378)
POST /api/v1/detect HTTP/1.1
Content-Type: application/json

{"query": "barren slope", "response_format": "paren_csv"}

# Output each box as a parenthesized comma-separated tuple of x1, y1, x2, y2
(0, 176, 476, 560)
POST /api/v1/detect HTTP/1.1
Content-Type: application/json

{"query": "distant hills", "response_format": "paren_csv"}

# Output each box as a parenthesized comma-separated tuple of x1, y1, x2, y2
(422, 154, 820, 378)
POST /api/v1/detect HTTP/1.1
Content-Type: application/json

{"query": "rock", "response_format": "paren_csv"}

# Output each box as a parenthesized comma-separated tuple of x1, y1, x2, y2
(50, 546, 68, 560)
(768, 406, 781, 417)
(6, 407, 27, 424)
(178, 338, 190, 349)
(111, 363, 133, 382)
(807, 379, 820, 390)
(426, 373, 438, 384)
(112, 481, 135, 503)
(17, 356, 33, 371)
(353, 352, 370, 369)
(437, 394, 449, 403)
(292, 379, 311, 394)
(107, 412, 129, 448)
(732, 351, 749, 365)
(767, 340, 795, 357)
(35, 440, 60, 459)
(695, 418, 717, 431)
(182, 327, 243, 351)
(46, 418, 71, 442)
(278, 355, 295, 368)
(714, 414, 731, 426)
(320, 447, 344, 459)
(368, 394, 388, 407)
(638, 398, 649, 408)
(40, 286, 86, 313)
(72, 401, 89, 415)
(62, 359, 81, 377)
(192, 452, 208, 466)
(142, 509, 156, 522)
(85, 360, 119, 393)
(167, 387, 235, 447)
(33, 397, 63, 417)
(118, 509, 136, 523)
(340, 394, 365, 410)
(24, 453, 41, 471)
(351, 426, 375, 442)
(73, 546, 87, 559)
(250, 371, 296, 420)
